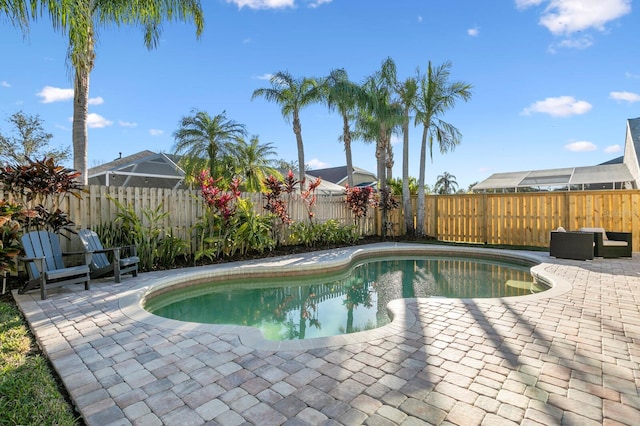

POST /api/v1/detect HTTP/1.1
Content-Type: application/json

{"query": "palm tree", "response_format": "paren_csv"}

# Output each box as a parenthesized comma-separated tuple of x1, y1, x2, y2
(414, 61, 472, 236)
(252, 71, 320, 186)
(434, 171, 458, 194)
(321, 69, 363, 188)
(18, 1, 205, 184)
(232, 136, 280, 192)
(359, 58, 402, 190)
(358, 58, 403, 237)
(0, 0, 30, 29)
(173, 110, 247, 183)
(387, 177, 418, 196)
(395, 75, 419, 235)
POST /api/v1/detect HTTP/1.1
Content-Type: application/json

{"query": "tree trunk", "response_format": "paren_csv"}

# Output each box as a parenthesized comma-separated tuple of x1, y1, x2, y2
(416, 126, 428, 236)
(385, 140, 393, 182)
(342, 114, 354, 188)
(293, 111, 305, 191)
(402, 114, 413, 235)
(73, 68, 89, 185)
(376, 134, 388, 237)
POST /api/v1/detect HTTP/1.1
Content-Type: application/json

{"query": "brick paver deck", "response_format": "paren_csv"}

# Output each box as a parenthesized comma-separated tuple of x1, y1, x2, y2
(13, 243, 640, 425)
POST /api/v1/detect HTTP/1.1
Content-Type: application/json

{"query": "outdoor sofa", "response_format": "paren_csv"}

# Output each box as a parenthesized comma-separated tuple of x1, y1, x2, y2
(550, 230, 594, 260)
(579, 227, 632, 258)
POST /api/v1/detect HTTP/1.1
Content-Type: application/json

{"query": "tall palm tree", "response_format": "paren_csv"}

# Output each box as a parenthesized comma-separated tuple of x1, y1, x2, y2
(21, 1, 204, 184)
(435, 171, 458, 194)
(232, 136, 280, 192)
(395, 76, 419, 235)
(359, 58, 402, 191)
(358, 58, 403, 237)
(173, 110, 247, 183)
(321, 69, 363, 188)
(414, 61, 472, 236)
(252, 71, 320, 186)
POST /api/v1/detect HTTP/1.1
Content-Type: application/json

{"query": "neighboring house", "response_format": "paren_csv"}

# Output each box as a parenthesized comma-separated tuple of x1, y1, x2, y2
(276, 169, 346, 194)
(473, 117, 640, 192)
(306, 166, 377, 188)
(88, 150, 188, 189)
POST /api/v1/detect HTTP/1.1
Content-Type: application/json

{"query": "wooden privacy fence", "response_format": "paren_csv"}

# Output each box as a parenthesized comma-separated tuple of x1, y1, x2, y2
(3, 185, 638, 252)
(0, 185, 375, 252)
(407, 190, 640, 250)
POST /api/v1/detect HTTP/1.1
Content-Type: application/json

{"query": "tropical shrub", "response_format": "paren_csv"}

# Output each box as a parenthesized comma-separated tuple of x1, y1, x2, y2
(193, 172, 274, 261)
(288, 219, 359, 247)
(262, 170, 297, 244)
(344, 185, 377, 225)
(98, 196, 188, 271)
(0, 157, 84, 234)
(0, 200, 25, 275)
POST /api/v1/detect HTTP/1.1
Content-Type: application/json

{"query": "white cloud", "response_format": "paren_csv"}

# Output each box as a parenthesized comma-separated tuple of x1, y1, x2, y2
(88, 96, 104, 105)
(307, 158, 330, 169)
(467, 27, 479, 37)
(521, 96, 592, 117)
(308, 0, 332, 8)
(37, 86, 73, 103)
(255, 73, 273, 80)
(86, 113, 113, 128)
(553, 35, 593, 50)
(390, 135, 401, 146)
(227, 0, 294, 9)
(625, 72, 640, 79)
(149, 129, 164, 136)
(515, 0, 544, 8)
(604, 144, 622, 153)
(119, 120, 138, 128)
(609, 91, 640, 103)
(565, 141, 597, 152)
(516, 0, 631, 36)
(1, 81, 10, 88)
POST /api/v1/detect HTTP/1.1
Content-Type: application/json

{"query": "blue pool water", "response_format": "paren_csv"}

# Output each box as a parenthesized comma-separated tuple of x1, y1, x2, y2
(145, 256, 546, 341)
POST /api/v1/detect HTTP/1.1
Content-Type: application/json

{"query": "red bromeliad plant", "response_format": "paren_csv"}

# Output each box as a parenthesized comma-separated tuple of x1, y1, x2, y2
(194, 171, 244, 260)
(263, 170, 298, 225)
(198, 171, 241, 221)
(301, 177, 321, 222)
(0, 157, 84, 235)
(262, 170, 301, 244)
(344, 185, 377, 224)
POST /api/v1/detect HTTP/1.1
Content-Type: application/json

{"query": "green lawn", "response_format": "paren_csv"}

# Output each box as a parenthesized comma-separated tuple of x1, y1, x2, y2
(0, 294, 81, 426)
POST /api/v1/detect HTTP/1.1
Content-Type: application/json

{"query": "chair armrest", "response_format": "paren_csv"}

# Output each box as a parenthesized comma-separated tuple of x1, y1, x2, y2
(63, 250, 94, 257)
(18, 255, 44, 262)
(120, 245, 137, 256)
(606, 232, 632, 244)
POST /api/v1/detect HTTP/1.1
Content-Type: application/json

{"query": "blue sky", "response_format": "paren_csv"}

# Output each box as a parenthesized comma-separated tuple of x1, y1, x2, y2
(1, 0, 638, 190)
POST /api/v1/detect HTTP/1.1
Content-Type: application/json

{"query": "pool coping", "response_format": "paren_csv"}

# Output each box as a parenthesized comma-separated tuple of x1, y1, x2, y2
(118, 242, 569, 351)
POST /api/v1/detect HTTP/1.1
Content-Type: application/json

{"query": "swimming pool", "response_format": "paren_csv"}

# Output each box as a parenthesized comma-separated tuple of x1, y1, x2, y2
(143, 250, 548, 341)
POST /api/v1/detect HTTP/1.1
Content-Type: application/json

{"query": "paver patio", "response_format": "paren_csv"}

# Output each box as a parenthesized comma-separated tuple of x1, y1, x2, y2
(13, 243, 640, 425)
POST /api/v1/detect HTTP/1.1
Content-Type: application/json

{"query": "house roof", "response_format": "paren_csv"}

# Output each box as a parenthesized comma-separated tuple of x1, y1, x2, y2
(473, 118, 639, 192)
(88, 151, 186, 189)
(277, 170, 346, 194)
(306, 166, 376, 185)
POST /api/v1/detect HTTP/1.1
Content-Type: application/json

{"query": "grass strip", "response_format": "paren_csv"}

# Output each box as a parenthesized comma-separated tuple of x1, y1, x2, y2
(0, 296, 81, 426)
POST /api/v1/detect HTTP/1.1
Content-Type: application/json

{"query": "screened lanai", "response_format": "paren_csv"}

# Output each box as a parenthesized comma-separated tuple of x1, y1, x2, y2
(472, 163, 635, 192)
(88, 151, 187, 189)
(473, 117, 640, 193)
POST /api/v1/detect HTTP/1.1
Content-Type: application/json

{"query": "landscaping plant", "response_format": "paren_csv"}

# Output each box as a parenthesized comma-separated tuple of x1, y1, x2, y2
(194, 171, 274, 261)
(101, 196, 188, 271)
(0, 157, 84, 235)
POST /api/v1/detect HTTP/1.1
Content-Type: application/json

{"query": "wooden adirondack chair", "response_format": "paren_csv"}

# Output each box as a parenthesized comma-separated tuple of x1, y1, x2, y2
(77, 229, 139, 283)
(18, 231, 91, 300)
